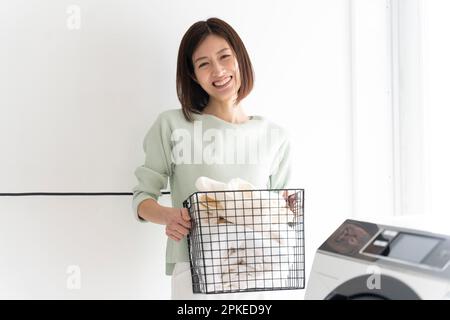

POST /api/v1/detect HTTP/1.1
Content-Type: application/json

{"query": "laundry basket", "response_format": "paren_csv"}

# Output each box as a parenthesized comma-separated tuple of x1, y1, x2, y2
(183, 188, 305, 294)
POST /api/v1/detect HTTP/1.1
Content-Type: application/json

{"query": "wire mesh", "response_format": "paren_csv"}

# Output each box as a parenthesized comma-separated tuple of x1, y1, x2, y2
(183, 188, 305, 294)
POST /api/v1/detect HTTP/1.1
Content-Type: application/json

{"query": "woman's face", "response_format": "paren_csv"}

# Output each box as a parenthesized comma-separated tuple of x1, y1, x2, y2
(192, 34, 241, 104)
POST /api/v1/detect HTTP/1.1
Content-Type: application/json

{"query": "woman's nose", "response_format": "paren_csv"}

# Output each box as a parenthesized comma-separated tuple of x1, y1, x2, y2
(211, 61, 225, 76)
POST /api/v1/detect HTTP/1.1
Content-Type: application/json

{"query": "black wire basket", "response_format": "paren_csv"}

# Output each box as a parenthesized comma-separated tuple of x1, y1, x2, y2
(183, 188, 305, 294)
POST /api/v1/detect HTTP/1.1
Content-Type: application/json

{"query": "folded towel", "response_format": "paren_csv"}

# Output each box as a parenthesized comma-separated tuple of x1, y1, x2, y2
(191, 176, 299, 292)
(195, 177, 295, 221)
(195, 178, 297, 244)
(193, 223, 296, 291)
(195, 176, 255, 193)
(219, 272, 286, 291)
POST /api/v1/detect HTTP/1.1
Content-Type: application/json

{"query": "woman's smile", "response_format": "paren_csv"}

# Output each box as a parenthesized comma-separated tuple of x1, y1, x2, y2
(212, 76, 233, 91)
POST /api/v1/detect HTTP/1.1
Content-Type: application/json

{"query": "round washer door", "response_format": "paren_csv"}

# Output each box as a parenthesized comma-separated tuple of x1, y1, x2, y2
(325, 275, 420, 300)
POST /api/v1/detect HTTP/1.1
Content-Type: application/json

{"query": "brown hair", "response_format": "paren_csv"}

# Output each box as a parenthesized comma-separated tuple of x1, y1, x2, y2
(176, 17, 254, 122)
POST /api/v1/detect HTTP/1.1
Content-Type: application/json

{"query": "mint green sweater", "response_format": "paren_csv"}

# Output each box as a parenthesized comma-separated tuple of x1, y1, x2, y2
(132, 109, 291, 275)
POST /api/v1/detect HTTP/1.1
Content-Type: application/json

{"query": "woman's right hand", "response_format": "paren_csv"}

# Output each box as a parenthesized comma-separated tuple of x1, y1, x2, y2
(164, 207, 191, 241)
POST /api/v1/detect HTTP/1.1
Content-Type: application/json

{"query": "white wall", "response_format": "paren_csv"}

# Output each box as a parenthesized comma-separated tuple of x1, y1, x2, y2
(0, 195, 170, 299)
(0, 0, 352, 299)
(350, 0, 395, 218)
(422, 0, 450, 218)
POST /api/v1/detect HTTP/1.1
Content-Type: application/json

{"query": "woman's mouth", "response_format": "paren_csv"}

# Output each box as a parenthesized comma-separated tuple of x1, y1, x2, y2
(212, 76, 233, 89)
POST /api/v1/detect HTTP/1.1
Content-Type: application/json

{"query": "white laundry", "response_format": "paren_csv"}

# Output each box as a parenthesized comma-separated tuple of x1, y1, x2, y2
(220, 271, 287, 291)
(195, 182, 295, 223)
(192, 223, 297, 292)
(190, 176, 301, 293)
(195, 176, 255, 193)
(196, 195, 297, 244)
(195, 176, 226, 192)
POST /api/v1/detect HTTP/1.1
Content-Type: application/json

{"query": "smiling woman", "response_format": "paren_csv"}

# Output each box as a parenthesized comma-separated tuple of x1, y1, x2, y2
(176, 17, 254, 123)
(192, 36, 240, 102)
(132, 17, 293, 300)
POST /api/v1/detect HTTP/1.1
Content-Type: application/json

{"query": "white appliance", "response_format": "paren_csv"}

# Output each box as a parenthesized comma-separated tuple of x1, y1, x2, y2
(305, 219, 450, 299)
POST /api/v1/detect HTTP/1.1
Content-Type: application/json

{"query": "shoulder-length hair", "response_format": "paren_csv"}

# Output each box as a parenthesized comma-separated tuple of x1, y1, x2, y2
(176, 17, 254, 122)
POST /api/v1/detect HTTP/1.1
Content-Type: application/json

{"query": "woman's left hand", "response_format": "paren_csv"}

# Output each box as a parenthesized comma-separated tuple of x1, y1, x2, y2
(282, 190, 298, 214)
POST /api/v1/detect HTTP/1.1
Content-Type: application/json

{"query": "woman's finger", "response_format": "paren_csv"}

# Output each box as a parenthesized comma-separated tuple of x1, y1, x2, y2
(167, 223, 189, 236)
(171, 223, 190, 236)
(165, 229, 178, 241)
(179, 209, 191, 229)
(166, 228, 183, 241)
(180, 208, 191, 221)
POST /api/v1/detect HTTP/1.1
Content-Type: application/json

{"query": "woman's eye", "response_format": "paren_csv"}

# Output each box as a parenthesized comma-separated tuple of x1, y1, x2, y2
(198, 55, 229, 68)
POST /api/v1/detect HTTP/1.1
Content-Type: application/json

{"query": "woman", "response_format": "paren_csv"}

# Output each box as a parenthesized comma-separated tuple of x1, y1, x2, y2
(132, 17, 292, 299)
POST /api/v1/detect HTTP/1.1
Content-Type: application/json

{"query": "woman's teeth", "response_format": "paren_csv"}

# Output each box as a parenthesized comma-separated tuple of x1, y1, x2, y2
(213, 76, 232, 87)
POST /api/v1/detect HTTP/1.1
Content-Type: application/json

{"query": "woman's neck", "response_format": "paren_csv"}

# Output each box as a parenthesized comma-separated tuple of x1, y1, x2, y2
(203, 100, 249, 124)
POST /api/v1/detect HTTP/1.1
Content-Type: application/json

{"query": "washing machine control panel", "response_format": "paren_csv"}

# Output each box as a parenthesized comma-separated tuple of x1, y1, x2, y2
(362, 229, 449, 269)
(319, 220, 450, 272)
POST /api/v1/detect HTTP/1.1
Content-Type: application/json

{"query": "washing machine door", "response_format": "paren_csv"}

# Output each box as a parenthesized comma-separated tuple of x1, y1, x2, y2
(326, 275, 421, 300)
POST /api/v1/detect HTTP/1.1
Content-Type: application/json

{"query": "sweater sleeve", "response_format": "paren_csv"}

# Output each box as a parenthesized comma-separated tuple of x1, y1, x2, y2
(268, 131, 292, 190)
(132, 113, 173, 222)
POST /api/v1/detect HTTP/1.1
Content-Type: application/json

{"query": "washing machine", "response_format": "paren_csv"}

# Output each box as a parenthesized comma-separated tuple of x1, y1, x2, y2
(305, 219, 450, 299)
